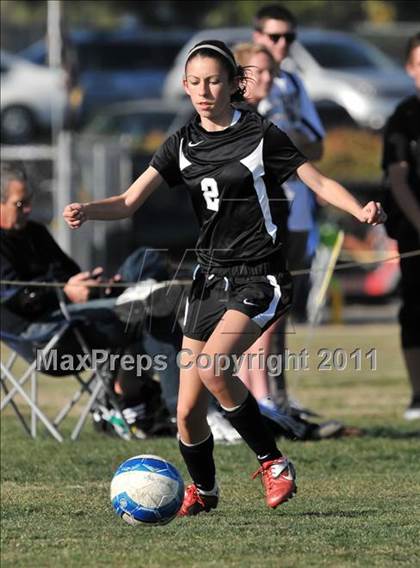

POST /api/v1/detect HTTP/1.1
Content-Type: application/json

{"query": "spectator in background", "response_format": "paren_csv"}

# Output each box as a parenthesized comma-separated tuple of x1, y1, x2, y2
(232, 42, 285, 406)
(382, 33, 420, 420)
(232, 42, 357, 440)
(0, 163, 180, 437)
(251, 3, 325, 413)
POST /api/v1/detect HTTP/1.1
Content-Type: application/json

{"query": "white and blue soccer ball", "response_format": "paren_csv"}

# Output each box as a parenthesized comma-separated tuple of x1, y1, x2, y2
(110, 454, 184, 526)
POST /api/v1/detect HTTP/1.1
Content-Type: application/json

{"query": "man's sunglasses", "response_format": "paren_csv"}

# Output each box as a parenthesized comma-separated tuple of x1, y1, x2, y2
(12, 198, 32, 210)
(263, 32, 296, 44)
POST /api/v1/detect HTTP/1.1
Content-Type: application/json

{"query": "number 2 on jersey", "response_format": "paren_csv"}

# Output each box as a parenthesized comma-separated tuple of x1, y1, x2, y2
(201, 178, 219, 212)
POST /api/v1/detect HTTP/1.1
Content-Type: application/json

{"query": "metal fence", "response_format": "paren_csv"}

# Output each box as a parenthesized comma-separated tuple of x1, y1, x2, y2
(1, 132, 132, 271)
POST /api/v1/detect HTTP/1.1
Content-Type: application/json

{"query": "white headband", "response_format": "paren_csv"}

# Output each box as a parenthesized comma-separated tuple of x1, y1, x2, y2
(187, 44, 237, 72)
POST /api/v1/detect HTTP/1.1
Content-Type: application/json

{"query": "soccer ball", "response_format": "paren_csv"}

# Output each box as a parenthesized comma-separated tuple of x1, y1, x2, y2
(110, 454, 184, 526)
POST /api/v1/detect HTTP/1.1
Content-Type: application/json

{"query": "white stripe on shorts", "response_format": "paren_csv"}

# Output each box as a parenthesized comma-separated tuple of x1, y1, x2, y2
(251, 274, 281, 329)
(192, 264, 200, 280)
(183, 264, 199, 328)
(183, 297, 190, 327)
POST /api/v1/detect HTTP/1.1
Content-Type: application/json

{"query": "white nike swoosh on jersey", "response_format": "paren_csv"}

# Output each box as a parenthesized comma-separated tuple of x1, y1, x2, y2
(188, 141, 203, 147)
(243, 298, 259, 306)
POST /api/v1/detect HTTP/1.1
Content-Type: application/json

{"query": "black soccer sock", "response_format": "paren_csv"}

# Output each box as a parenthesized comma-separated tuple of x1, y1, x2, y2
(223, 393, 282, 464)
(179, 433, 216, 492)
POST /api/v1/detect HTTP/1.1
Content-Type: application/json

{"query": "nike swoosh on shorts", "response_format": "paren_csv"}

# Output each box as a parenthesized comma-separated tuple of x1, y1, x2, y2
(243, 298, 259, 306)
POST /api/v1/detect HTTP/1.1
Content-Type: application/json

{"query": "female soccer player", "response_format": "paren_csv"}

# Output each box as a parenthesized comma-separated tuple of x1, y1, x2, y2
(64, 40, 385, 516)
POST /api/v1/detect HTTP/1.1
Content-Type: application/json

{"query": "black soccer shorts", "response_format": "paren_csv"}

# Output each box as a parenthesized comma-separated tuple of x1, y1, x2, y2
(183, 263, 293, 342)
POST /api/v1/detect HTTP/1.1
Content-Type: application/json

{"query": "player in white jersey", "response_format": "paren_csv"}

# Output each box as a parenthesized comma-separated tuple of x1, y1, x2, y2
(63, 40, 385, 516)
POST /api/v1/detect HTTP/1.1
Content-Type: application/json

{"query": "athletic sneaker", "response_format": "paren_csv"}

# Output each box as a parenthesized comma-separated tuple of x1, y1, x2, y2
(286, 396, 321, 419)
(258, 397, 309, 439)
(266, 394, 320, 420)
(207, 409, 242, 444)
(178, 483, 219, 516)
(92, 406, 131, 441)
(309, 420, 346, 440)
(404, 397, 420, 420)
(252, 456, 296, 509)
(115, 279, 186, 321)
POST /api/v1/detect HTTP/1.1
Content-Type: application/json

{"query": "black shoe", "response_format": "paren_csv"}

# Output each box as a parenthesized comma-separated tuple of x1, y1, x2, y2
(404, 396, 420, 420)
(178, 484, 219, 516)
(285, 397, 321, 419)
(308, 420, 344, 440)
(114, 280, 187, 322)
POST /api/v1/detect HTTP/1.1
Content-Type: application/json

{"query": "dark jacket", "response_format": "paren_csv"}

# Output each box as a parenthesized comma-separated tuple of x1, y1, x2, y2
(1, 221, 80, 332)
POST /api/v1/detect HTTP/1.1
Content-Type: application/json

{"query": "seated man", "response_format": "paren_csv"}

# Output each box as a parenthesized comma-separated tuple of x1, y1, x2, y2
(0, 163, 179, 437)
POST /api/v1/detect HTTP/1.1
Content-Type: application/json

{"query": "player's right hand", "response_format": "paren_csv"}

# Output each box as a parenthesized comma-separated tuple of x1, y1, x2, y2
(63, 203, 87, 229)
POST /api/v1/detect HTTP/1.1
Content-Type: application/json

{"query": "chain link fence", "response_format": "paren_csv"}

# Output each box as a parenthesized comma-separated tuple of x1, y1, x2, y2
(2, 132, 132, 271)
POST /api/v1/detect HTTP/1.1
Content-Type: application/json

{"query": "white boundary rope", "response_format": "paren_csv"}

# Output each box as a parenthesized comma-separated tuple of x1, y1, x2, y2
(1, 249, 419, 290)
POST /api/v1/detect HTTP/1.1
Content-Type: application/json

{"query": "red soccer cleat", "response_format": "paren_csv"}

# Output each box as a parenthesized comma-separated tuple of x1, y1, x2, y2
(252, 457, 297, 509)
(177, 484, 219, 517)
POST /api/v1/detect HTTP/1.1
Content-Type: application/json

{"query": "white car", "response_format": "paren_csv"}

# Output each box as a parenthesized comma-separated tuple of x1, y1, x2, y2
(163, 27, 413, 130)
(1, 50, 66, 143)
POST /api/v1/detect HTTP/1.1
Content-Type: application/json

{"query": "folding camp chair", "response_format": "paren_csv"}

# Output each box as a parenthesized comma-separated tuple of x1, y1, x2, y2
(1, 292, 132, 442)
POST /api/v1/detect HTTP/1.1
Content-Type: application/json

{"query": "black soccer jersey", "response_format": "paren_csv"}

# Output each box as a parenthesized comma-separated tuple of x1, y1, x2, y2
(382, 95, 420, 238)
(150, 108, 307, 268)
(382, 95, 420, 199)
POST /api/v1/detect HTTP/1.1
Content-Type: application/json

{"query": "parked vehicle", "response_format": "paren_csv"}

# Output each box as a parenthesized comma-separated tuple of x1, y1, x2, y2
(1, 50, 66, 143)
(20, 28, 192, 122)
(82, 98, 198, 260)
(163, 27, 413, 130)
(83, 98, 192, 175)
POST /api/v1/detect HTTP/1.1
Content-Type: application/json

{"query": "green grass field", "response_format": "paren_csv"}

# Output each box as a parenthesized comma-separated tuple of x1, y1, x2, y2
(1, 324, 420, 568)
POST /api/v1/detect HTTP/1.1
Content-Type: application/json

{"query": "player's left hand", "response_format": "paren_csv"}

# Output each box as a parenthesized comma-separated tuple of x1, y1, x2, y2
(360, 201, 387, 225)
